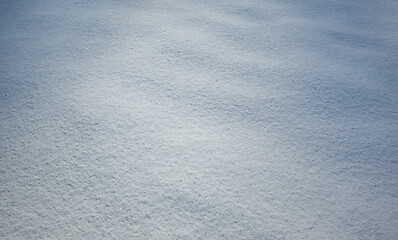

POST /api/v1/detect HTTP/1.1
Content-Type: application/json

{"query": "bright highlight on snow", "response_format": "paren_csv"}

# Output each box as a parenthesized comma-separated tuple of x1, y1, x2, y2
(1, 0, 397, 239)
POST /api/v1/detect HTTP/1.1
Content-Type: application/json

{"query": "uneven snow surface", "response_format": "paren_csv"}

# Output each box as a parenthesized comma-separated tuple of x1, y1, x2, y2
(1, 0, 397, 239)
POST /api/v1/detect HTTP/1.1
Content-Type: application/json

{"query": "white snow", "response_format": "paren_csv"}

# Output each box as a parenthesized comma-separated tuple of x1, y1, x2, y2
(1, 0, 397, 239)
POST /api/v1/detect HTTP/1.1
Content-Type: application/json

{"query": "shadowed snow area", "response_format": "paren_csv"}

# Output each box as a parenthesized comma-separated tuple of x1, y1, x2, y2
(1, 0, 397, 239)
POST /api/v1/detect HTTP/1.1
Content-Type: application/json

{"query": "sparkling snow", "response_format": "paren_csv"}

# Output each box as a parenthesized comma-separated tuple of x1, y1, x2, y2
(1, 0, 397, 239)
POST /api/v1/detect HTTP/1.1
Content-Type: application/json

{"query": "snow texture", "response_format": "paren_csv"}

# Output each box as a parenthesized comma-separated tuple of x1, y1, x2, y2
(1, 0, 397, 239)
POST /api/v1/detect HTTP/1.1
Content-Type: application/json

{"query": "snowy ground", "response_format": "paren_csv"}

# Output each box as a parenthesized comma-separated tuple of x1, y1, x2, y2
(1, 0, 397, 239)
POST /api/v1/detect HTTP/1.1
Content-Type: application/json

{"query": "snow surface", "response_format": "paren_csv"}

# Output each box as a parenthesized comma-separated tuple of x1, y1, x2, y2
(1, 0, 397, 239)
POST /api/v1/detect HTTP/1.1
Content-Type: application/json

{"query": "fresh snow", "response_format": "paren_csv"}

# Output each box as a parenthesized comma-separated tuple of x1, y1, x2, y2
(1, 0, 397, 239)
